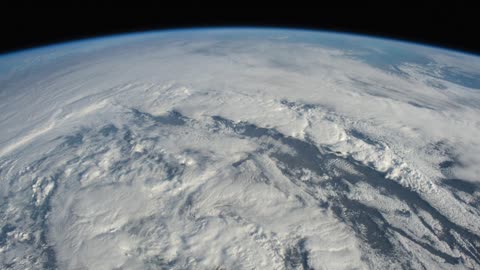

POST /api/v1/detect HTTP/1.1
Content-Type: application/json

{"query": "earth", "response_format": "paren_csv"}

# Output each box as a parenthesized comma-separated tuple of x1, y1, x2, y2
(0, 28, 480, 269)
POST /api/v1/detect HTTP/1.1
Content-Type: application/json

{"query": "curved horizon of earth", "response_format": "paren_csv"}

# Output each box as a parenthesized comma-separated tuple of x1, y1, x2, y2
(0, 28, 480, 269)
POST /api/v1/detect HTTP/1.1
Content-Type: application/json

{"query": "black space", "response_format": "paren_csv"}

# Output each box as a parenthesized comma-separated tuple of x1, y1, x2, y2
(1, 7, 479, 55)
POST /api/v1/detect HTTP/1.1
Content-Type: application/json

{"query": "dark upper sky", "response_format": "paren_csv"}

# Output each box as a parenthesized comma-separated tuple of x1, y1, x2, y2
(1, 7, 479, 56)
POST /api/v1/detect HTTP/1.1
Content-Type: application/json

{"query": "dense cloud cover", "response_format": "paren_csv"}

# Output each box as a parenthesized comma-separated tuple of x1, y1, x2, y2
(0, 29, 480, 269)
